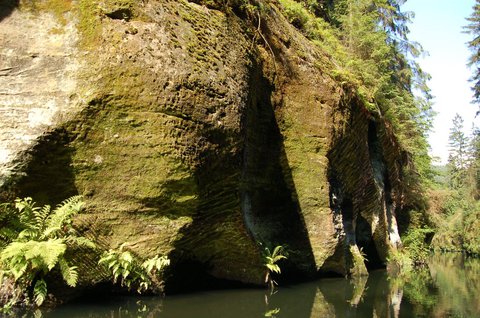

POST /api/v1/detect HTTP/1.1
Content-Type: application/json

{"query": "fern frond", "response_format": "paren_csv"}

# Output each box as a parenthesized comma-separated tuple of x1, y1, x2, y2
(266, 263, 281, 274)
(33, 279, 47, 306)
(15, 198, 38, 226)
(1, 241, 27, 261)
(14, 197, 34, 213)
(57, 195, 84, 212)
(271, 246, 286, 258)
(52, 196, 84, 221)
(119, 251, 134, 264)
(142, 255, 170, 273)
(0, 203, 15, 223)
(22, 239, 66, 270)
(66, 236, 96, 249)
(0, 227, 18, 245)
(58, 258, 78, 287)
(44, 196, 84, 238)
(271, 254, 287, 263)
(17, 228, 38, 241)
(10, 261, 28, 281)
(99, 250, 117, 266)
(33, 205, 51, 233)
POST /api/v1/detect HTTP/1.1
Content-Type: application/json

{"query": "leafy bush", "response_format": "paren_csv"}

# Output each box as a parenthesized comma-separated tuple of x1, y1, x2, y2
(402, 227, 434, 263)
(429, 188, 480, 255)
(0, 196, 95, 307)
(388, 224, 433, 273)
(279, 0, 311, 29)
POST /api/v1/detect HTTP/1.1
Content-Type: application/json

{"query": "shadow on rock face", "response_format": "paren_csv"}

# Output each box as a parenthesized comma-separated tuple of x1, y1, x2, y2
(0, 0, 19, 23)
(15, 128, 79, 206)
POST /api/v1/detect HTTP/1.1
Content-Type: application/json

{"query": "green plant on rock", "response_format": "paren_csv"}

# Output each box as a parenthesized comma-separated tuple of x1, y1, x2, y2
(99, 244, 170, 294)
(262, 245, 287, 291)
(0, 196, 95, 307)
(264, 308, 281, 317)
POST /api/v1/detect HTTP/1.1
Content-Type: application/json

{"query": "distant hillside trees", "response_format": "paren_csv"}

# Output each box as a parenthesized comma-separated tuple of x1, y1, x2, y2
(446, 113, 479, 198)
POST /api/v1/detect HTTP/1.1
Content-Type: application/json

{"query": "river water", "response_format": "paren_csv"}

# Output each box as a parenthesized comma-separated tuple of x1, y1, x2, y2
(31, 254, 480, 317)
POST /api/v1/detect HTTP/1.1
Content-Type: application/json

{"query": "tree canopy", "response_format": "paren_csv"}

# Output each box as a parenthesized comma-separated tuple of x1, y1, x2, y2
(465, 0, 480, 115)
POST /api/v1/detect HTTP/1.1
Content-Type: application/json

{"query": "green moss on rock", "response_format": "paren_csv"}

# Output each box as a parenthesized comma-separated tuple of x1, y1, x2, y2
(5, 0, 413, 291)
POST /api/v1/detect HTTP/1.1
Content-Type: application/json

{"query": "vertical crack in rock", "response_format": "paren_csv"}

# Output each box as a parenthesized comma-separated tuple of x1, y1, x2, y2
(367, 120, 401, 250)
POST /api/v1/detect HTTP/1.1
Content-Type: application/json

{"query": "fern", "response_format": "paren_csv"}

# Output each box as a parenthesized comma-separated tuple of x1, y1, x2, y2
(1, 240, 67, 280)
(33, 205, 51, 235)
(43, 195, 84, 239)
(65, 236, 96, 249)
(0, 227, 17, 249)
(0, 203, 21, 247)
(99, 247, 170, 294)
(0, 196, 94, 307)
(33, 279, 47, 306)
(58, 258, 78, 287)
(262, 245, 288, 290)
(25, 240, 67, 271)
(142, 255, 170, 274)
(15, 198, 37, 230)
(17, 229, 38, 241)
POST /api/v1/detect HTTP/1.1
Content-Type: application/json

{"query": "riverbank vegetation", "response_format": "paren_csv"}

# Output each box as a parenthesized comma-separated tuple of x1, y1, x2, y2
(99, 245, 170, 294)
(0, 196, 94, 309)
(0, 196, 170, 311)
(427, 115, 479, 256)
(262, 245, 288, 291)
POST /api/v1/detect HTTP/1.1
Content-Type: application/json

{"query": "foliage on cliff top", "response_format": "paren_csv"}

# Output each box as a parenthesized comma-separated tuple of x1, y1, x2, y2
(275, 0, 434, 188)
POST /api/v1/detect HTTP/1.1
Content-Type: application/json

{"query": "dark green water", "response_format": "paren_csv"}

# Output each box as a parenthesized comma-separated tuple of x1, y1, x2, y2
(29, 254, 480, 317)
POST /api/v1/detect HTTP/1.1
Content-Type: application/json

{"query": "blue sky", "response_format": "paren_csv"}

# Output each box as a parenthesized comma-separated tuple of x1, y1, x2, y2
(403, 0, 479, 164)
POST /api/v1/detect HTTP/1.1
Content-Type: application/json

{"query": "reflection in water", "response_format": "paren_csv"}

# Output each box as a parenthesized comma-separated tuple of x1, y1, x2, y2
(426, 254, 480, 318)
(29, 254, 480, 317)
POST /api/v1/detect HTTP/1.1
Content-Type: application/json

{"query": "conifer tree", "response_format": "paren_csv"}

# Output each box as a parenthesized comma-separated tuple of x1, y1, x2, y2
(447, 114, 470, 189)
(465, 0, 480, 114)
(467, 127, 480, 198)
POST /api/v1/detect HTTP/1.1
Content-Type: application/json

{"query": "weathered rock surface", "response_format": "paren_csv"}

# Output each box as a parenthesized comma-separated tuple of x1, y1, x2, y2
(0, 1, 81, 187)
(0, 0, 410, 292)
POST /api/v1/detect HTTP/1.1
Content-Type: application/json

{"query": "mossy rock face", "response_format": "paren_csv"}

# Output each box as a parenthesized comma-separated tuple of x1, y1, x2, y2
(1, 0, 410, 293)
(0, 0, 251, 286)
(4, 0, 268, 287)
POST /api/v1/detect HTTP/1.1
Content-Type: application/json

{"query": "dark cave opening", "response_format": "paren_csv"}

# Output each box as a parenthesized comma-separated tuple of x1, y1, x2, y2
(356, 214, 384, 270)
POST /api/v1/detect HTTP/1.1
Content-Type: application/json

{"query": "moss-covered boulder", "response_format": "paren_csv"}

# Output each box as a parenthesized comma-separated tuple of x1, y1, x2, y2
(0, 0, 410, 295)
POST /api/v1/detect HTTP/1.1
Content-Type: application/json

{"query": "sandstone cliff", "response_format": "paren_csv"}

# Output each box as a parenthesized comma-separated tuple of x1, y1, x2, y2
(0, 0, 411, 292)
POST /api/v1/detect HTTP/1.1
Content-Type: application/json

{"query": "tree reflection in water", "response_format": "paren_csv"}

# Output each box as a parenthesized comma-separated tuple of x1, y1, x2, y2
(312, 253, 480, 318)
